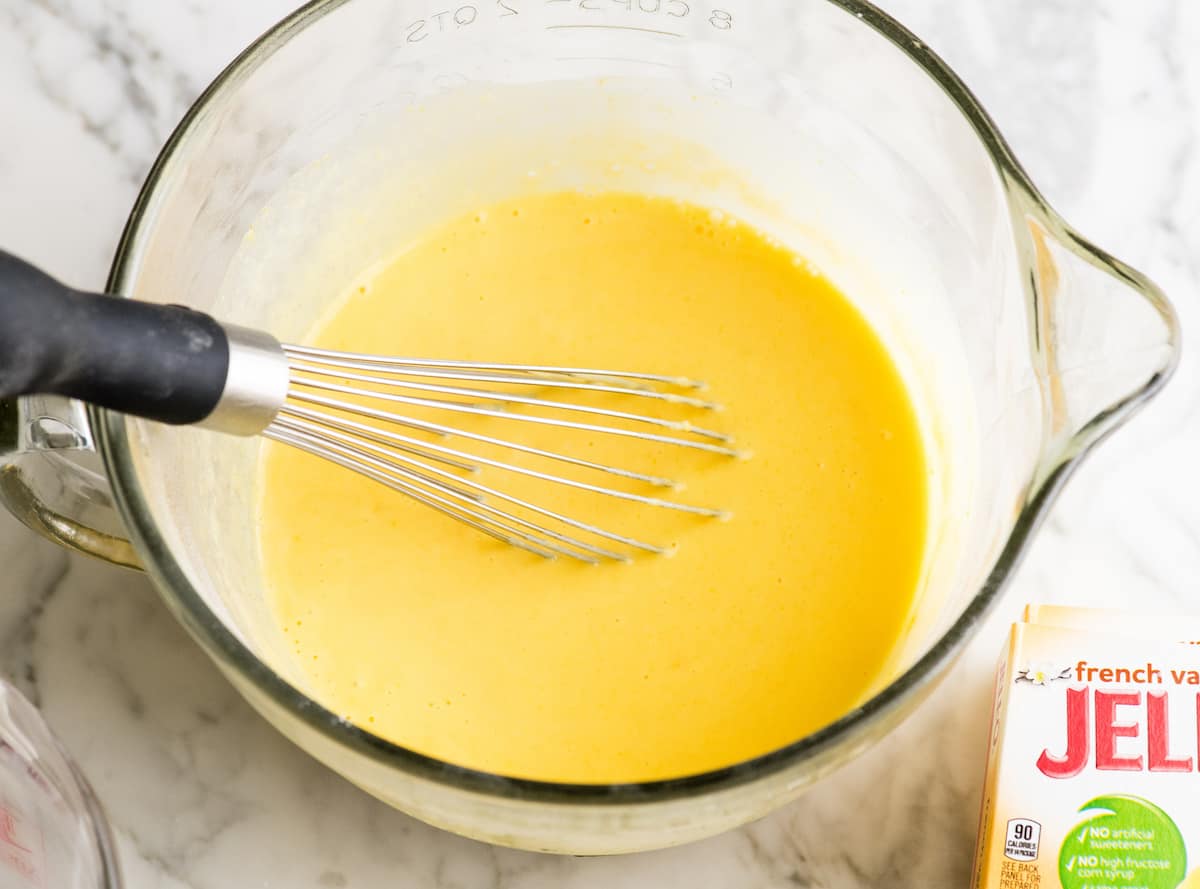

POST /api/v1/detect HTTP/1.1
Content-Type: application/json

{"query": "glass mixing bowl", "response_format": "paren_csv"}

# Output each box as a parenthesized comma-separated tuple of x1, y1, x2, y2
(0, 0, 1180, 854)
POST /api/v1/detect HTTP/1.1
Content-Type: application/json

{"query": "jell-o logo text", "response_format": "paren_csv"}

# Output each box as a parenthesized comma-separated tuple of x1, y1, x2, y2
(1037, 660, 1200, 778)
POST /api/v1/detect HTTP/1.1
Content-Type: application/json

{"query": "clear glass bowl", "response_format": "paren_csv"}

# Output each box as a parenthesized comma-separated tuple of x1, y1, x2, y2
(0, 681, 119, 888)
(0, 0, 1180, 854)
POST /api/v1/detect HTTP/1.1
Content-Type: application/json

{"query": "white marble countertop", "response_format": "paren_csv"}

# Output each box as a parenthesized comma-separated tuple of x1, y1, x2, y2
(1, 0, 1198, 885)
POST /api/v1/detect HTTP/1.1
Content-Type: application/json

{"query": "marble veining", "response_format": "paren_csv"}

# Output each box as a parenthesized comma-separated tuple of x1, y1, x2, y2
(1, 0, 1198, 885)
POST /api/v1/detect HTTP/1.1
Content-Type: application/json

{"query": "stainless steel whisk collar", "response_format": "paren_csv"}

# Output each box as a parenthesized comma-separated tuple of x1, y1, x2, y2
(196, 325, 292, 436)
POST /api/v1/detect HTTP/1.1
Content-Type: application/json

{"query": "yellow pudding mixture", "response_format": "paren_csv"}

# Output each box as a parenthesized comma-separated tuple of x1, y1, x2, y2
(259, 191, 928, 783)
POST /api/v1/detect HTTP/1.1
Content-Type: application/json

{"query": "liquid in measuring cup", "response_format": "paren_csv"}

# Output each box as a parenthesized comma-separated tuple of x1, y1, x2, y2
(0, 682, 119, 888)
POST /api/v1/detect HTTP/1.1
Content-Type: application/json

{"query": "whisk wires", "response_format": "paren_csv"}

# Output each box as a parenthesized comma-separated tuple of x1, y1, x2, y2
(266, 345, 740, 564)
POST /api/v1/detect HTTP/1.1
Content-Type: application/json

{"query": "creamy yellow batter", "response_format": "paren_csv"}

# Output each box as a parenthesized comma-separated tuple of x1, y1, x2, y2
(259, 191, 928, 783)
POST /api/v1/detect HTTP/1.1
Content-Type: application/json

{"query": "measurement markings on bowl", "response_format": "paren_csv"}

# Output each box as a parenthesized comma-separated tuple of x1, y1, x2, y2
(545, 23, 684, 37)
(391, 0, 735, 74)
(401, 1, 521, 46)
(546, 0, 736, 33)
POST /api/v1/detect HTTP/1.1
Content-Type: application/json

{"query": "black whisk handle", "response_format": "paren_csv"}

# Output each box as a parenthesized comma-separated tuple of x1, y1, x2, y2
(0, 250, 230, 425)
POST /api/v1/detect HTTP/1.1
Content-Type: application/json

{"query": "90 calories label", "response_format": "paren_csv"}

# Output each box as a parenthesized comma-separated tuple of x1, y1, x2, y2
(999, 820, 1043, 889)
(1005, 819, 1042, 862)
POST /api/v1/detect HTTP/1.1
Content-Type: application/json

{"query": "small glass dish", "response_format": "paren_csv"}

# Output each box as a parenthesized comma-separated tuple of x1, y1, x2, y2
(0, 681, 120, 888)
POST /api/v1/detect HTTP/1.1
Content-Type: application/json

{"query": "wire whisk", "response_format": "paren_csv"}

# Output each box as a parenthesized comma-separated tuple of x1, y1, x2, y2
(0, 249, 739, 563)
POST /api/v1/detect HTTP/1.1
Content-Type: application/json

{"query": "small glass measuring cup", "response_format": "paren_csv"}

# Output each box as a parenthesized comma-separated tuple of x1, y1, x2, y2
(0, 681, 120, 888)
(0, 0, 1181, 854)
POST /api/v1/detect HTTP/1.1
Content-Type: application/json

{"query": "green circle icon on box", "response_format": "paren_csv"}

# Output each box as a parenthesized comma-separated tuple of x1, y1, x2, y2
(1059, 795, 1186, 889)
